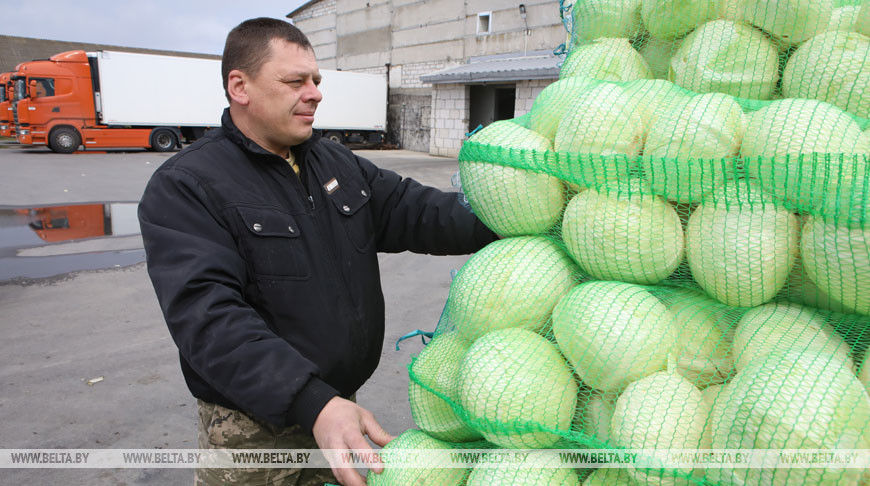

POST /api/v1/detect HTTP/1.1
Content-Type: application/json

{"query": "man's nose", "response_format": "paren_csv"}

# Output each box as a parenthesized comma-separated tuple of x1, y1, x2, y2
(304, 81, 323, 103)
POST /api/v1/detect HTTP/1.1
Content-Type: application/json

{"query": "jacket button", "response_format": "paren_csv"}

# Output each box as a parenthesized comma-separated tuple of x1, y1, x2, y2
(288, 226, 295, 233)
(342, 205, 351, 212)
(252, 223, 262, 232)
(361, 190, 367, 197)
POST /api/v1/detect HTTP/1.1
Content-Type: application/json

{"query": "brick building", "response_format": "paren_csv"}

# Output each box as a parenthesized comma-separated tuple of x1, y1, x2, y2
(287, 0, 566, 156)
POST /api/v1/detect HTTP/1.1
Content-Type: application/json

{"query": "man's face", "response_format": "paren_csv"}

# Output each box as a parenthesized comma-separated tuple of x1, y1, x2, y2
(243, 39, 322, 154)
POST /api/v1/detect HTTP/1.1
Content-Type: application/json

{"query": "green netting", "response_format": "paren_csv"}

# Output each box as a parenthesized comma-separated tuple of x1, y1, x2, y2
(387, 1, 870, 485)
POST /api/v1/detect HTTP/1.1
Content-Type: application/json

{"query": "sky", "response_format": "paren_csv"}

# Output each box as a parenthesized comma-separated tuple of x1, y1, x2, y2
(5, 1, 310, 55)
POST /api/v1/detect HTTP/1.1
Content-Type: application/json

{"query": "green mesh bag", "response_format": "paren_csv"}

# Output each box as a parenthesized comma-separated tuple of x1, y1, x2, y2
(397, 0, 870, 484)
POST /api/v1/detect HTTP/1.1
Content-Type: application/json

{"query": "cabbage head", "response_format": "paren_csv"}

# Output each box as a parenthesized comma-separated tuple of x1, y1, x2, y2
(801, 215, 870, 316)
(560, 38, 653, 81)
(459, 328, 577, 448)
(408, 332, 481, 442)
(529, 76, 600, 141)
(553, 281, 678, 392)
(461, 120, 566, 236)
(782, 30, 870, 119)
(742, 0, 834, 45)
(447, 236, 577, 342)
(685, 182, 800, 307)
(561, 179, 684, 284)
(572, 0, 642, 42)
(641, 0, 717, 39)
(367, 429, 466, 486)
(732, 301, 855, 372)
(641, 93, 746, 203)
(670, 20, 780, 99)
(710, 351, 870, 485)
(741, 99, 869, 209)
(827, 5, 861, 31)
(611, 371, 710, 486)
(554, 84, 644, 188)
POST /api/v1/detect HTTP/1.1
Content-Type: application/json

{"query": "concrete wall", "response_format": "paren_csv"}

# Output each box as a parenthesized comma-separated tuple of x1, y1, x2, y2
(463, 1, 566, 58)
(293, 0, 338, 69)
(289, 0, 564, 87)
(288, 0, 564, 154)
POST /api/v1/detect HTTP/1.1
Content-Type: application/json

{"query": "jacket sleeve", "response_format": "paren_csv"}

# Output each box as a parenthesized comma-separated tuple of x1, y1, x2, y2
(138, 166, 337, 432)
(355, 155, 499, 254)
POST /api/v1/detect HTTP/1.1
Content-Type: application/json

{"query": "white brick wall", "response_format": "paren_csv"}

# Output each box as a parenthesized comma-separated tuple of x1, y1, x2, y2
(400, 61, 456, 88)
(351, 65, 389, 75)
(514, 78, 555, 118)
(429, 84, 468, 157)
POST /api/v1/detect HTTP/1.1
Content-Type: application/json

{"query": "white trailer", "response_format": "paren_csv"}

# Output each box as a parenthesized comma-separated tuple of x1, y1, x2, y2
(314, 69, 387, 145)
(93, 51, 386, 146)
(92, 50, 225, 127)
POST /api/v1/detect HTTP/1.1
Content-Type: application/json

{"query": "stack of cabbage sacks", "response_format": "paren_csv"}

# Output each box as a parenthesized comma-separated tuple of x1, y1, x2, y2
(381, 1, 870, 485)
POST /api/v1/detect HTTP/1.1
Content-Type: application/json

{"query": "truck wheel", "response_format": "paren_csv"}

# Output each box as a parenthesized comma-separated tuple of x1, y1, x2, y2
(151, 129, 178, 152)
(324, 131, 344, 144)
(49, 127, 81, 154)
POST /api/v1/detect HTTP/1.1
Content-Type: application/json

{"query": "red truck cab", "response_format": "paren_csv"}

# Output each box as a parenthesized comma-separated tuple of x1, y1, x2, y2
(0, 72, 15, 138)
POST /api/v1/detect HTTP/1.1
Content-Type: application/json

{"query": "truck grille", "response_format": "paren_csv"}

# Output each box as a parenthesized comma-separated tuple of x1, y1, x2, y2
(12, 102, 18, 125)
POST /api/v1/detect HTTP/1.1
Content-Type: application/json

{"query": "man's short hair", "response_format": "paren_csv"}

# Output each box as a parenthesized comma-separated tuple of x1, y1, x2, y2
(222, 17, 313, 100)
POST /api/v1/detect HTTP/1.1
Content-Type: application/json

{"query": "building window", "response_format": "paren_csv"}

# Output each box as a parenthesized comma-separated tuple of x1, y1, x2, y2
(477, 12, 491, 35)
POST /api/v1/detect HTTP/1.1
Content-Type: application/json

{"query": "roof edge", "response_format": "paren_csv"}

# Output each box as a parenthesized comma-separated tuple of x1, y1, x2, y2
(287, 0, 321, 18)
(421, 69, 559, 84)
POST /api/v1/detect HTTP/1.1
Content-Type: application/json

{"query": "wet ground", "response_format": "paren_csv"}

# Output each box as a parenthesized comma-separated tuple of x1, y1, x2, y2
(0, 144, 471, 485)
(0, 203, 143, 281)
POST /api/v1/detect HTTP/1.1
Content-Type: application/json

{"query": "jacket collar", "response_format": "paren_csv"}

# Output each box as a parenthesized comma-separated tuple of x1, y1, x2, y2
(220, 108, 320, 165)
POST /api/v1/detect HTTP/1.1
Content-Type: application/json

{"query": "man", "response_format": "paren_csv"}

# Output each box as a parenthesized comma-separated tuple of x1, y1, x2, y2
(138, 17, 497, 486)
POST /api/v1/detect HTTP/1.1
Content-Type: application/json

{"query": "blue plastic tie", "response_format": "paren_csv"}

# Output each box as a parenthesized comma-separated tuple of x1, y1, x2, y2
(395, 330, 434, 351)
(465, 124, 484, 139)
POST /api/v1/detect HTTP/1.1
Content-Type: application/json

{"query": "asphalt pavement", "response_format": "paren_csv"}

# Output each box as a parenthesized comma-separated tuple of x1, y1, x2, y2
(0, 144, 473, 485)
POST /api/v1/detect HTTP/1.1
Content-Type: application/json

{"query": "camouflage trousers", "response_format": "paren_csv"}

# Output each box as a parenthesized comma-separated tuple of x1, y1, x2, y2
(194, 400, 338, 486)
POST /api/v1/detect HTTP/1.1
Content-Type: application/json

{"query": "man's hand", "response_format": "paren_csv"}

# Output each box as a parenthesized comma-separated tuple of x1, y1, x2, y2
(312, 396, 395, 486)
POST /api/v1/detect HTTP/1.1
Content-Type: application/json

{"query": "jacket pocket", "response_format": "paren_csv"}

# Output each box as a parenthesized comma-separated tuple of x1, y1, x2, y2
(325, 176, 375, 252)
(235, 206, 309, 279)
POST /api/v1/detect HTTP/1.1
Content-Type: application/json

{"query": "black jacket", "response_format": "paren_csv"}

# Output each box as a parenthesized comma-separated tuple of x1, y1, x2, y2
(138, 109, 496, 433)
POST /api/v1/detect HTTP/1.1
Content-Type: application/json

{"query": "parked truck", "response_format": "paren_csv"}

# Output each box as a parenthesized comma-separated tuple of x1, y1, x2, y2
(0, 72, 16, 138)
(14, 50, 225, 152)
(14, 49, 387, 153)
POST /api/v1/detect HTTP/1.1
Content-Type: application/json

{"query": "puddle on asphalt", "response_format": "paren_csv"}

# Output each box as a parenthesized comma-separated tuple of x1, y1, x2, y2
(0, 202, 145, 281)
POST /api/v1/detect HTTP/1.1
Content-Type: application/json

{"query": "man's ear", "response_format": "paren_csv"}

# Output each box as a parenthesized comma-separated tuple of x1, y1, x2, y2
(227, 69, 249, 105)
